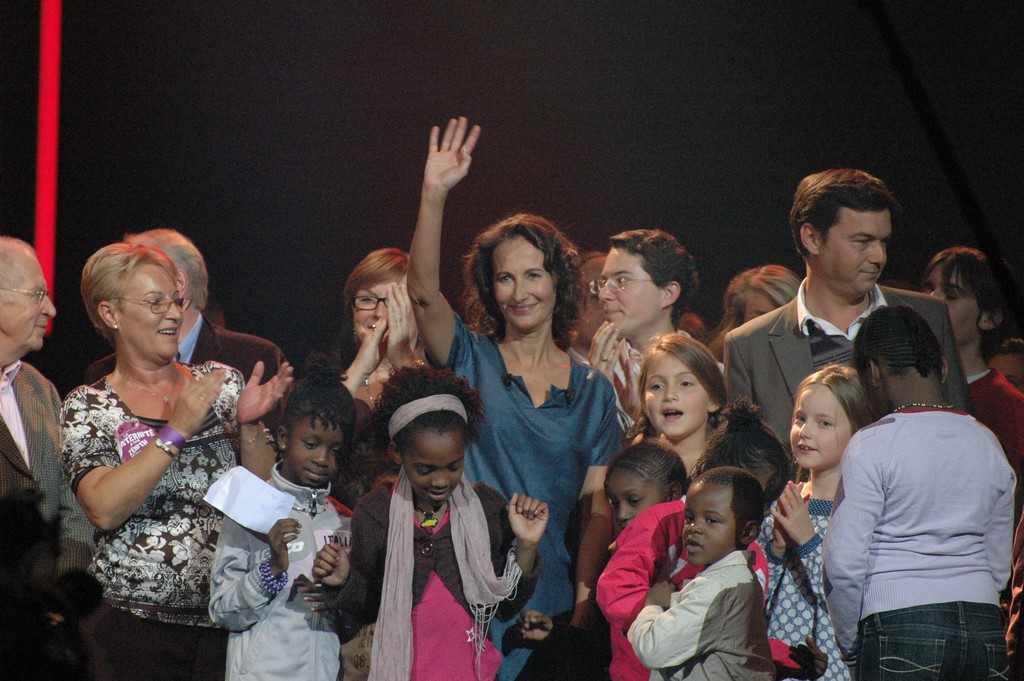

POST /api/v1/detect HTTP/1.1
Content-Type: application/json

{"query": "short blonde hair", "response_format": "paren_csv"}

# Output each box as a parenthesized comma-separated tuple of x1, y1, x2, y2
(343, 248, 409, 323)
(81, 243, 177, 345)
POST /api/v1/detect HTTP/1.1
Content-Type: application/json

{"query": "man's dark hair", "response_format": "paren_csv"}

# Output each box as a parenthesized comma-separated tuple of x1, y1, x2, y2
(609, 229, 697, 325)
(922, 246, 1018, 358)
(789, 169, 901, 258)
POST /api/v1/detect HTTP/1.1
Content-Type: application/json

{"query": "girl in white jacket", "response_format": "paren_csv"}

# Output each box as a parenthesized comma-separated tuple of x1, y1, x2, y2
(210, 354, 356, 680)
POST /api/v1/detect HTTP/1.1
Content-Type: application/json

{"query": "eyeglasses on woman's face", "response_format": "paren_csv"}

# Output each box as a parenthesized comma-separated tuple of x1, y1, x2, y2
(112, 295, 192, 315)
(352, 294, 388, 311)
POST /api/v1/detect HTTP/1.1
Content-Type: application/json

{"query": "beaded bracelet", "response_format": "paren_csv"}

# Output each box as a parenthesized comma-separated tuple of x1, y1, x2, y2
(258, 559, 289, 596)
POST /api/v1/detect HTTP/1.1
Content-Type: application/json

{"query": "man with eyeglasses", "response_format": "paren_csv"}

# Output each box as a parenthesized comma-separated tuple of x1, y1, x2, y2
(0, 237, 93, 580)
(84, 230, 287, 427)
(588, 229, 698, 430)
(723, 169, 970, 442)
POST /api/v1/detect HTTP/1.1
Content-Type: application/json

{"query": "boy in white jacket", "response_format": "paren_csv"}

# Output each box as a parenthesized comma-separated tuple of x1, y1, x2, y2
(629, 466, 774, 681)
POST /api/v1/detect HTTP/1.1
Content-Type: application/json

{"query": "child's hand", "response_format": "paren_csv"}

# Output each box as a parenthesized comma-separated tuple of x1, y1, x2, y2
(771, 482, 816, 549)
(786, 636, 828, 679)
(518, 610, 554, 641)
(508, 493, 549, 548)
(644, 580, 676, 609)
(312, 542, 350, 587)
(267, 518, 301, 576)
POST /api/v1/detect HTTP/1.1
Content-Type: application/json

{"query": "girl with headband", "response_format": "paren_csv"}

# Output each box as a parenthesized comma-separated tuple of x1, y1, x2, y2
(313, 365, 549, 681)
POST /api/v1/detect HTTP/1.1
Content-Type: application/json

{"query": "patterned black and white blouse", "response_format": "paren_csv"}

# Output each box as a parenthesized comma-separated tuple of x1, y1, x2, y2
(61, 361, 253, 626)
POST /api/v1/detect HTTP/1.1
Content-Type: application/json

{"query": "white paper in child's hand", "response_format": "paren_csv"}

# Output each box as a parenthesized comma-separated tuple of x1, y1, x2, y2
(204, 466, 294, 534)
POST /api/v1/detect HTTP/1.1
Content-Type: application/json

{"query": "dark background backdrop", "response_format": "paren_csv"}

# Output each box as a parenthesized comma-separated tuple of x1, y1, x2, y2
(2, 2, 1022, 395)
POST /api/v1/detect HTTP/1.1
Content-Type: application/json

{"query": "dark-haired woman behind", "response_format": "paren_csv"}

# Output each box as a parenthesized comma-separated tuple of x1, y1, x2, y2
(406, 118, 620, 678)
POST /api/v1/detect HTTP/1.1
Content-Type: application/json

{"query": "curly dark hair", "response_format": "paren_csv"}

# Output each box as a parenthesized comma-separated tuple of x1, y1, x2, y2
(609, 229, 698, 326)
(691, 399, 794, 504)
(281, 352, 356, 456)
(689, 466, 766, 530)
(462, 213, 582, 344)
(853, 305, 943, 380)
(372, 365, 483, 453)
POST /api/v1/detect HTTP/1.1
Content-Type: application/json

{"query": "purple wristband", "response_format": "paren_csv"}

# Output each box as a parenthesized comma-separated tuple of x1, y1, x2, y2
(157, 425, 187, 451)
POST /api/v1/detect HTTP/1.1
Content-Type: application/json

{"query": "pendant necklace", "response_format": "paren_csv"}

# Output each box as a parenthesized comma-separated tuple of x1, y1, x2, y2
(121, 369, 181, 404)
(418, 502, 445, 531)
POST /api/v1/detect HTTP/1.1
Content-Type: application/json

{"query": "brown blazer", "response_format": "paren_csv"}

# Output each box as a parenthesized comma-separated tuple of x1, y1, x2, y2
(1, 362, 93, 579)
(723, 286, 972, 442)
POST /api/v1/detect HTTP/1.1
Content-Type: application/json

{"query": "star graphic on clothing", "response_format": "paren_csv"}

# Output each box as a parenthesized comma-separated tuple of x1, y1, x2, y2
(466, 628, 478, 644)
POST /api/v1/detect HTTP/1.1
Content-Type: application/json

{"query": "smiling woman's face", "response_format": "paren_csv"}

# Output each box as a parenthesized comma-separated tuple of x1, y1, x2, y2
(111, 265, 183, 361)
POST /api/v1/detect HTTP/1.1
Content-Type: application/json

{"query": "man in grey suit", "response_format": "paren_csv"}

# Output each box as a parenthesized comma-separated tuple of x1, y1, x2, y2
(724, 169, 970, 441)
(0, 237, 92, 579)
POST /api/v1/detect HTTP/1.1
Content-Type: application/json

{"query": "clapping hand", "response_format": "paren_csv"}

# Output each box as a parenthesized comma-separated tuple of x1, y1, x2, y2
(384, 282, 419, 368)
(771, 482, 815, 556)
(238, 360, 293, 425)
(168, 368, 227, 438)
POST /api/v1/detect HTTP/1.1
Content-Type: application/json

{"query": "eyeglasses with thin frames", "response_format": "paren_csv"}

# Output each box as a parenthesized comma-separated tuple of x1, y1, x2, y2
(1, 287, 50, 307)
(588, 276, 654, 297)
(352, 295, 388, 311)
(112, 296, 192, 315)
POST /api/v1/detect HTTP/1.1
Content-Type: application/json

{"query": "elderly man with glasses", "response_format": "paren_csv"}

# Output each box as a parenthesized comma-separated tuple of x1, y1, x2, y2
(587, 229, 699, 431)
(0, 236, 93, 580)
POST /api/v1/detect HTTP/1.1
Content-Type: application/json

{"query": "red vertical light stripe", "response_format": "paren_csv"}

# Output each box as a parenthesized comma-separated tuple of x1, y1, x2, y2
(35, 0, 61, 300)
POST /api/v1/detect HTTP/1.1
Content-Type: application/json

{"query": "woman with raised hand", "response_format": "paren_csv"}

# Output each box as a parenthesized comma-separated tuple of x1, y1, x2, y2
(61, 242, 292, 681)
(406, 117, 621, 678)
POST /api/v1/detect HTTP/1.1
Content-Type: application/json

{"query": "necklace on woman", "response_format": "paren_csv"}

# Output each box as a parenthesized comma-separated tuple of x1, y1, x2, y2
(893, 402, 953, 412)
(121, 369, 181, 404)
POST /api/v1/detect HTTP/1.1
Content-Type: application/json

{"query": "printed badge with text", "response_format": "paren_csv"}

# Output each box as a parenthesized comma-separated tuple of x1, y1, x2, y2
(116, 421, 157, 463)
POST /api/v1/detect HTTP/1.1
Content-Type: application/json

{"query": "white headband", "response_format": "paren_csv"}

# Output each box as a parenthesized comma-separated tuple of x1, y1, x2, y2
(387, 394, 468, 440)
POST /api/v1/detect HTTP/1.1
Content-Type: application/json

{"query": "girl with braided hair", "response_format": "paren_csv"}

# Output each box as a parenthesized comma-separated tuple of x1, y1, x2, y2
(518, 439, 687, 681)
(825, 305, 1014, 679)
(313, 365, 548, 681)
